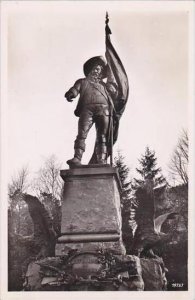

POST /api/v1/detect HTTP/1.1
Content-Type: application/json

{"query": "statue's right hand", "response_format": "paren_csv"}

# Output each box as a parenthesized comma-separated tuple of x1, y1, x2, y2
(65, 91, 74, 102)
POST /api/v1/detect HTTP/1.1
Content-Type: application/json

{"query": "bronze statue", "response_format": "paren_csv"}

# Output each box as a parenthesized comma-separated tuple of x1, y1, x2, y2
(65, 14, 129, 167)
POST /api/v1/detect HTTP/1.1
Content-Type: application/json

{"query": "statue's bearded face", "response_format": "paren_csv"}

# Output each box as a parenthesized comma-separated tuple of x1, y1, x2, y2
(89, 64, 103, 79)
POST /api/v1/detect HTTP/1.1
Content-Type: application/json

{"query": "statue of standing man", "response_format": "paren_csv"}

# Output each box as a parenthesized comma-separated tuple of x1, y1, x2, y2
(65, 13, 129, 167)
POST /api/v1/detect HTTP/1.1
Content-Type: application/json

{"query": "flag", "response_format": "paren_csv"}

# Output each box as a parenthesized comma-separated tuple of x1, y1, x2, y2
(89, 17, 129, 164)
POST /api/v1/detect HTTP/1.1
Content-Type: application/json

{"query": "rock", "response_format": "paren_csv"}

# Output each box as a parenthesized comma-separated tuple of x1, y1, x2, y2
(140, 257, 167, 290)
(24, 262, 42, 291)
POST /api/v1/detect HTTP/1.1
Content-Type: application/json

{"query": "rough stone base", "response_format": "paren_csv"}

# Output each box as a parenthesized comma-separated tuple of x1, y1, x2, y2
(24, 254, 144, 291)
(24, 254, 168, 291)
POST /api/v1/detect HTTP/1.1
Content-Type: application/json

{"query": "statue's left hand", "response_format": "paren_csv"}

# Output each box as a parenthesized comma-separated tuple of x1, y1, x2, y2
(106, 82, 118, 97)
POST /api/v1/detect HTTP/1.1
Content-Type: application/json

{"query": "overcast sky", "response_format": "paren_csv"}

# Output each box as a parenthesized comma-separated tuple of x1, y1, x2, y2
(3, 1, 192, 183)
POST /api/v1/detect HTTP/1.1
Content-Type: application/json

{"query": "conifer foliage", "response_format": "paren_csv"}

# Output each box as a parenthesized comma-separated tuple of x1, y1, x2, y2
(132, 146, 167, 226)
(114, 151, 131, 205)
(134, 147, 166, 189)
(114, 151, 133, 253)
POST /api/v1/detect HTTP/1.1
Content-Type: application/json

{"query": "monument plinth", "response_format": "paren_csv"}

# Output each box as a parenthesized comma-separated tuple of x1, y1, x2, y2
(55, 165, 126, 256)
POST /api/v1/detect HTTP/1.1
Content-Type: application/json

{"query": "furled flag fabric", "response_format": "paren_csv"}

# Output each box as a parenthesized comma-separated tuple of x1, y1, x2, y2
(89, 19, 129, 164)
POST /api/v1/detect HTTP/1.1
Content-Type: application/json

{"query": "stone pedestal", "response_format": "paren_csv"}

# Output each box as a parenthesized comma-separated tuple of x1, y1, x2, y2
(55, 165, 126, 255)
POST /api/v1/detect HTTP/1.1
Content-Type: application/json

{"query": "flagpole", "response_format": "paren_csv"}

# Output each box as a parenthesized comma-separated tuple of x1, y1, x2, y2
(105, 12, 113, 167)
(110, 107, 113, 167)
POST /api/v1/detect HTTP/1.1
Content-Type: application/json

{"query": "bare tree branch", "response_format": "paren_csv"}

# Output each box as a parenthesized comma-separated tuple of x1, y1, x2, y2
(8, 166, 30, 197)
(32, 155, 63, 201)
(169, 130, 188, 185)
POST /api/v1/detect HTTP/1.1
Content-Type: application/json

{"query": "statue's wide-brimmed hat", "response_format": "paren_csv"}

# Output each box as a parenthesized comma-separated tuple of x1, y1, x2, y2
(83, 56, 107, 78)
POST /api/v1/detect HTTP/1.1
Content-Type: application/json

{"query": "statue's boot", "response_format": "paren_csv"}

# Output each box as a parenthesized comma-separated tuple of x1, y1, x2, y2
(67, 148, 83, 167)
(97, 153, 107, 164)
(96, 144, 107, 164)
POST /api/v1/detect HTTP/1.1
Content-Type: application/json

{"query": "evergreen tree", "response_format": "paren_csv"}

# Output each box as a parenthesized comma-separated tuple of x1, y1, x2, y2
(114, 151, 134, 253)
(114, 151, 131, 205)
(133, 146, 166, 189)
(132, 146, 167, 219)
